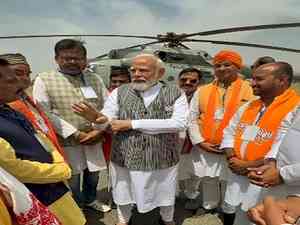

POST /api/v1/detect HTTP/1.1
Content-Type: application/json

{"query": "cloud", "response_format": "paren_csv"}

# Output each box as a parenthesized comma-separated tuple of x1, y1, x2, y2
(0, 0, 300, 75)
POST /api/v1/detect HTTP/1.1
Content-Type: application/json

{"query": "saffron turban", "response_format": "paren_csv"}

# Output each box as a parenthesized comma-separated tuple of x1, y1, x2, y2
(0, 53, 29, 65)
(213, 50, 243, 69)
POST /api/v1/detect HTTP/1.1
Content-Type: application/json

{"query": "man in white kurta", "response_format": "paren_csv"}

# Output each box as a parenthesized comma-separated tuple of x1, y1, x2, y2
(33, 39, 110, 212)
(188, 50, 254, 212)
(76, 54, 188, 225)
(176, 68, 203, 209)
(220, 62, 300, 225)
(247, 112, 300, 225)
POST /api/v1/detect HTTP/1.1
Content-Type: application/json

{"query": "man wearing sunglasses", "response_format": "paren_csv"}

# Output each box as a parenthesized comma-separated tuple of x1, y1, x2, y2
(177, 68, 204, 210)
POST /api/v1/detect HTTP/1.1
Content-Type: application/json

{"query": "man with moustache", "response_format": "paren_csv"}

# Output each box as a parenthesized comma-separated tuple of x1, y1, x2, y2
(0, 53, 66, 159)
(0, 58, 86, 225)
(220, 62, 300, 225)
(188, 50, 254, 212)
(176, 68, 204, 209)
(177, 67, 202, 102)
(33, 39, 111, 212)
(73, 53, 189, 225)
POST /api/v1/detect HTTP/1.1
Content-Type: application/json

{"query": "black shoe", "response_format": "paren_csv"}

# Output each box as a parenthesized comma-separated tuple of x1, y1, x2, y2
(158, 216, 164, 225)
(128, 217, 133, 225)
(222, 213, 236, 225)
(158, 216, 176, 225)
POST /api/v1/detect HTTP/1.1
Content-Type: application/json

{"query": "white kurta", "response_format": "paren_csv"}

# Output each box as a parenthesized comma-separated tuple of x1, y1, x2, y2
(255, 111, 300, 204)
(102, 83, 189, 212)
(188, 89, 228, 179)
(220, 101, 300, 211)
(177, 131, 196, 181)
(32, 72, 108, 174)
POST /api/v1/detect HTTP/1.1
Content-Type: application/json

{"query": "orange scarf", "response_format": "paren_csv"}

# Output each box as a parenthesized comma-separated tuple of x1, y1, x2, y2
(202, 78, 243, 144)
(9, 97, 66, 160)
(234, 88, 300, 161)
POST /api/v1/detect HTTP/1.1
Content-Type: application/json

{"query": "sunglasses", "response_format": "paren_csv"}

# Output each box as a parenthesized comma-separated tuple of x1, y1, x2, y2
(179, 78, 199, 84)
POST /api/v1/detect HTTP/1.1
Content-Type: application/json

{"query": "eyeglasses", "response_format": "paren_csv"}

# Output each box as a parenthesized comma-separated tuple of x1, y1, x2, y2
(179, 78, 199, 84)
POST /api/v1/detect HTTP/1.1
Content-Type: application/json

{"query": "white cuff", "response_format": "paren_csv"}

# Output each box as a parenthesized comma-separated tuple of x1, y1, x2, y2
(92, 121, 110, 131)
(131, 120, 139, 129)
(280, 166, 293, 184)
(220, 139, 234, 149)
(62, 127, 78, 139)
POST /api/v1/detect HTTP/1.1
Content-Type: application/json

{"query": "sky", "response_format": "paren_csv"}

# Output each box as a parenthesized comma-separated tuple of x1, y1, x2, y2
(1, 0, 300, 75)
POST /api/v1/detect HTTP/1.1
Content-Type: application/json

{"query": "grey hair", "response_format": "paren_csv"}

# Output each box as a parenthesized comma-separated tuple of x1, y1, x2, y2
(133, 53, 165, 69)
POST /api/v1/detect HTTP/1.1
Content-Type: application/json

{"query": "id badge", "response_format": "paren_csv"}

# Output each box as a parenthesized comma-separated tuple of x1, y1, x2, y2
(214, 108, 224, 120)
(80, 86, 98, 99)
(242, 125, 259, 141)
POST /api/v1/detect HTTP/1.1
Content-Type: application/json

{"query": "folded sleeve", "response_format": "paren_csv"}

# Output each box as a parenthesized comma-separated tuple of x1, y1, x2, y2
(0, 138, 71, 184)
(280, 164, 300, 186)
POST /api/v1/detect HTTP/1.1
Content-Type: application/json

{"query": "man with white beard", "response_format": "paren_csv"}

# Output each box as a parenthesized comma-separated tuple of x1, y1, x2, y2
(72, 54, 189, 225)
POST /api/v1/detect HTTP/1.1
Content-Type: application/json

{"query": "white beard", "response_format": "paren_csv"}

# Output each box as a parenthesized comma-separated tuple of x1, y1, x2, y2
(131, 80, 157, 92)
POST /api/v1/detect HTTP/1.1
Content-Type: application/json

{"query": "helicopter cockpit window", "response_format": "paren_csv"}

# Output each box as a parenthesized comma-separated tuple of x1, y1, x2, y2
(155, 51, 211, 66)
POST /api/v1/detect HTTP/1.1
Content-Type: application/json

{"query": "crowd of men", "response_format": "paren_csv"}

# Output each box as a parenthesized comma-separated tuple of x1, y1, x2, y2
(0, 38, 300, 225)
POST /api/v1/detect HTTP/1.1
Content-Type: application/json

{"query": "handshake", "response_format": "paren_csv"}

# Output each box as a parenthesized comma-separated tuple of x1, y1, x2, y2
(72, 102, 132, 133)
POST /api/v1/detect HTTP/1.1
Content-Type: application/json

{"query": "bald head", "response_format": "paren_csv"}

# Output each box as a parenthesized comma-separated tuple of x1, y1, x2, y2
(257, 62, 293, 86)
(251, 61, 293, 100)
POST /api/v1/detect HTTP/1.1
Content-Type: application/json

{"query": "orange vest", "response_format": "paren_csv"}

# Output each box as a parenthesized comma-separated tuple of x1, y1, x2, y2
(9, 97, 66, 160)
(234, 88, 300, 161)
(198, 78, 254, 145)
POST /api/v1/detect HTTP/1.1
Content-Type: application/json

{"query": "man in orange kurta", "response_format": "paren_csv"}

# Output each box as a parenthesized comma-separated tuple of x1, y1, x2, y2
(0, 53, 66, 159)
(187, 50, 254, 211)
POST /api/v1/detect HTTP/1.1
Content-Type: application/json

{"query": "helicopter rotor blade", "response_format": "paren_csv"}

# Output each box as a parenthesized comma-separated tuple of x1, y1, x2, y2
(178, 43, 190, 49)
(0, 34, 158, 40)
(1, 23, 299, 42)
(181, 22, 300, 39)
(90, 40, 164, 60)
(183, 39, 300, 53)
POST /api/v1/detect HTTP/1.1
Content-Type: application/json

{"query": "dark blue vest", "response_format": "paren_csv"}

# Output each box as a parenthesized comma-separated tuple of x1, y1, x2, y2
(0, 108, 68, 206)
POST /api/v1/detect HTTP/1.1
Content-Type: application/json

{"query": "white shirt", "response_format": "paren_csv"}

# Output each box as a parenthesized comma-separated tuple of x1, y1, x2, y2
(221, 100, 300, 210)
(188, 89, 205, 145)
(101, 83, 189, 134)
(33, 70, 108, 173)
(33, 71, 108, 138)
(276, 112, 300, 186)
(221, 101, 300, 159)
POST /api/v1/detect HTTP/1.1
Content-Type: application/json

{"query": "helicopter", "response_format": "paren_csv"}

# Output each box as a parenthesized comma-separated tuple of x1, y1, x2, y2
(1, 22, 300, 87)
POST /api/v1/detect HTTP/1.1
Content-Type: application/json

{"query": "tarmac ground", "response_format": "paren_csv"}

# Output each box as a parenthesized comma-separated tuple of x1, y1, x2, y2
(84, 171, 223, 225)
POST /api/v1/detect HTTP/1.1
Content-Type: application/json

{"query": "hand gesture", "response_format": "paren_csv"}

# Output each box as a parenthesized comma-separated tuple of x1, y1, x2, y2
(248, 162, 282, 187)
(110, 120, 132, 134)
(73, 130, 104, 145)
(72, 102, 107, 123)
(248, 196, 299, 225)
(197, 142, 223, 154)
(228, 157, 249, 176)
